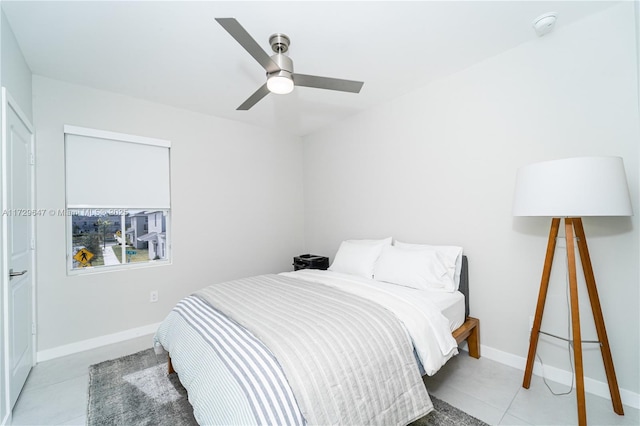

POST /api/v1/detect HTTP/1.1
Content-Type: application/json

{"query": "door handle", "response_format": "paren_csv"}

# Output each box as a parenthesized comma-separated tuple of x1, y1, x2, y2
(9, 268, 27, 278)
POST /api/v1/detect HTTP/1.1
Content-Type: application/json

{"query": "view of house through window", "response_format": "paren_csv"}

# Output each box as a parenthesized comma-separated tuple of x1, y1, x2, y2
(70, 209, 169, 270)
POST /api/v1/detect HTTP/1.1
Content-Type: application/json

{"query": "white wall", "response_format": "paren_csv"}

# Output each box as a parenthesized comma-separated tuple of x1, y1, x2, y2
(302, 2, 640, 401)
(32, 75, 305, 353)
(1, 10, 31, 122)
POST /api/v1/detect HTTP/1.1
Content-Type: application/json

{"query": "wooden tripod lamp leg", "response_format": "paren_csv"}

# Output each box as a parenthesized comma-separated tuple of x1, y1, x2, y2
(523, 218, 560, 388)
(523, 217, 625, 425)
(565, 219, 587, 426)
(573, 218, 624, 415)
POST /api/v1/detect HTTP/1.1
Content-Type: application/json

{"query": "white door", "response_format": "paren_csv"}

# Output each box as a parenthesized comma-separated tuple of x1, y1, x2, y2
(2, 88, 35, 410)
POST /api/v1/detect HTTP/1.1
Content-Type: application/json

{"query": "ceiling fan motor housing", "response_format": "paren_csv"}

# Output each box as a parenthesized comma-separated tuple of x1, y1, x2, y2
(269, 53, 293, 74)
(268, 33, 293, 79)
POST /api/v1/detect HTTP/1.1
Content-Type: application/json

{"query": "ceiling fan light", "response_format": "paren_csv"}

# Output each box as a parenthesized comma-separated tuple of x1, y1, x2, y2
(267, 73, 294, 94)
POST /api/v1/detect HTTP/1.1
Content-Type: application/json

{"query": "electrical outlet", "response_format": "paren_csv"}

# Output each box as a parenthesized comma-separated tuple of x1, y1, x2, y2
(150, 290, 158, 303)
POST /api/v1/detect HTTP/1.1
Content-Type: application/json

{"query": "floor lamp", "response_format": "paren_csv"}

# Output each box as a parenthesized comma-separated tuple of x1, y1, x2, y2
(512, 156, 632, 426)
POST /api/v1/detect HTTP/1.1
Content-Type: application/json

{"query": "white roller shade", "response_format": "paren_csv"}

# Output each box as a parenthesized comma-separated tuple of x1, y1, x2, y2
(65, 126, 171, 209)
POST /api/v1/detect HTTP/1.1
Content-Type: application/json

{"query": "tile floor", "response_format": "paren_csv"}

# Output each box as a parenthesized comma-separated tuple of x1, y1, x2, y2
(8, 336, 640, 425)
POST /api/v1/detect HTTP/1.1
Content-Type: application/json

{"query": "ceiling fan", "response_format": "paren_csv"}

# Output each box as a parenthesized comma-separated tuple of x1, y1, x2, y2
(215, 18, 365, 111)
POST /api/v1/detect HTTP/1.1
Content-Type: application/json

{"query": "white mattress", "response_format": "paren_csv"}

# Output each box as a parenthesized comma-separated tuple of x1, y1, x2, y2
(420, 289, 465, 332)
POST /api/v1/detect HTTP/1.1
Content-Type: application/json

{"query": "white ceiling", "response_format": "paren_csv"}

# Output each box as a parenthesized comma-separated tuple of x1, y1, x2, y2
(2, 1, 616, 136)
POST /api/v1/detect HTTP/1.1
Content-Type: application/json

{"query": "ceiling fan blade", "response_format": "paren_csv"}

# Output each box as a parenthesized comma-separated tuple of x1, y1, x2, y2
(215, 18, 279, 74)
(293, 74, 364, 93)
(237, 83, 270, 111)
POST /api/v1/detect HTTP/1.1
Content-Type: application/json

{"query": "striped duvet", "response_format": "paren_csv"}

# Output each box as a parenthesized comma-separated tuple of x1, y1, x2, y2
(154, 274, 433, 425)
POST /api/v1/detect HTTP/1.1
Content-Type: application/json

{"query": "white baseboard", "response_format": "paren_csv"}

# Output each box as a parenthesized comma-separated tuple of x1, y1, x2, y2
(36, 322, 161, 363)
(32, 325, 640, 411)
(480, 344, 640, 410)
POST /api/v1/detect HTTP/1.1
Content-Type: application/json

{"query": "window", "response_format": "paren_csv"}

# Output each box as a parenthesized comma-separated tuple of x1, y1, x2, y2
(64, 126, 171, 273)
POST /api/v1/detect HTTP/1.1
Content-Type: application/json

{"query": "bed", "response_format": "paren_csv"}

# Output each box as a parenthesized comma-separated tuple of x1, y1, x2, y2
(154, 240, 480, 425)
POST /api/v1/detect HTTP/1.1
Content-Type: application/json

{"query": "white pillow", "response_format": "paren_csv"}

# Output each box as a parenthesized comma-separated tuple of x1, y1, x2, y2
(347, 237, 392, 246)
(374, 245, 454, 291)
(329, 238, 391, 279)
(394, 241, 463, 291)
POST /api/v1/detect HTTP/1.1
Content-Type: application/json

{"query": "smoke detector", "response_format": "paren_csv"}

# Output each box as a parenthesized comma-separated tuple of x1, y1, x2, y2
(532, 12, 557, 37)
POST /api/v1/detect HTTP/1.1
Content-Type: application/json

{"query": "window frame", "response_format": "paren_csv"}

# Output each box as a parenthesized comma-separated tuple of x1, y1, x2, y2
(63, 126, 171, 275)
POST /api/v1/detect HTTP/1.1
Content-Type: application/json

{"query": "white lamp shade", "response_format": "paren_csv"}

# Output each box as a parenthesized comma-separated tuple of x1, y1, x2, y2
(513, 156, 633, 217)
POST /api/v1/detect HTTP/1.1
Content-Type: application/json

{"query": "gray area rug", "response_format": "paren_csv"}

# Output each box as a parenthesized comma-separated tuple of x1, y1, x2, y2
(88, 348, 488, 426)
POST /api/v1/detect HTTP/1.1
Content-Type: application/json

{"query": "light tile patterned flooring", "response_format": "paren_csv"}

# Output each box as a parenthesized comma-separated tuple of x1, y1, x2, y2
(9, 335, 640, 425)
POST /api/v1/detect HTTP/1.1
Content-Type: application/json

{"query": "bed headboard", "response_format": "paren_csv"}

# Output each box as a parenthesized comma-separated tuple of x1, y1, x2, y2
(459, 255, 469, 318)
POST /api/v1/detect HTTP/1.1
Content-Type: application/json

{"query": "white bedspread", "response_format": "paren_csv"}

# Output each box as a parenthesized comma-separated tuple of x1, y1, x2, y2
(282, 269, 459, 375)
